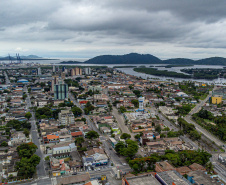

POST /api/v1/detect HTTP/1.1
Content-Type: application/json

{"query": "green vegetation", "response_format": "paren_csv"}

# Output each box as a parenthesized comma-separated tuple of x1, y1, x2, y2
(58, 101, 74, 107)
(25, 112, 32, 120)
(134, 67, 191, 78)
(86, 131, 99, 139)
(71, 106, 83, 117)
(113, 66, 136, 68)
(164, 64, 194, 68)
(120, 133, 131, 140)
(16, 143, 40, 178)
(181, 68, 226, 79)
(133, 90, 141, 97)
(167, 130, 184, 137)
(75, 137, 85, 147)
(64, 79, 79, 87)
(193, 109, 226, 141)
(84, 102, 94, 115)
(0, 141, 8, 147)
(115, 139, 139, 160)
(35, 107, 61, 119)
(131, 99, 139, 108)
(129, 150, 211, 174)
(179, 82, 211, 100)
(176, 105, 192, 116)
(178, 118, 201, 141)
(119, 106, 127, 113)
(6, 120, 31, 131)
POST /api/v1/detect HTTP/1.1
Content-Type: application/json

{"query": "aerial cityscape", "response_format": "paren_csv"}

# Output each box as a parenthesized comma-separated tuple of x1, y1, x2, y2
(0, 1, 226, 185)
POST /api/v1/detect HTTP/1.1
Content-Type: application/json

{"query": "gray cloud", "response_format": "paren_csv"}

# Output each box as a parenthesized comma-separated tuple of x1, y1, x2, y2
(0, 0, 226, 58)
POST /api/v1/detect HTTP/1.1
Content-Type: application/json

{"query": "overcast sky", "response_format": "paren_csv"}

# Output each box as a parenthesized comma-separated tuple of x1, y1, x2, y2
(0, 0, 226, 59)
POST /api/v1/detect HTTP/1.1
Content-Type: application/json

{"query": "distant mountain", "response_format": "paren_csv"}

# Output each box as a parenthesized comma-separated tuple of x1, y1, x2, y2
(163, 58, 195, 65)
(85, 53, 162, 64)
(84, 54, 226, 65)
(20, 55, 42, 59)
(196, 57, 226, 65)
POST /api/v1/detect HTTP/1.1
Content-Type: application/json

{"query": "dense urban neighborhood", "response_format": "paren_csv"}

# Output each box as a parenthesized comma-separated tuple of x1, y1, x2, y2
(0, 64, 226, 185)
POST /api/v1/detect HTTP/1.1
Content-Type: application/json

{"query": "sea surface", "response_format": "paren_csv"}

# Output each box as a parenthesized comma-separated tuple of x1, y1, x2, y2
(2, 59, 225, 84)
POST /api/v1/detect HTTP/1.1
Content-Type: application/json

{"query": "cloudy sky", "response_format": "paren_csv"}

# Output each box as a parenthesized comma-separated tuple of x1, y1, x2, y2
(0, 0, 226, 59)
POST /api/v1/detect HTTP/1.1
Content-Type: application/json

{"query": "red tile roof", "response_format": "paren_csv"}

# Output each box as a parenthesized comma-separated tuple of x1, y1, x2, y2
(71, 131, 83, 137)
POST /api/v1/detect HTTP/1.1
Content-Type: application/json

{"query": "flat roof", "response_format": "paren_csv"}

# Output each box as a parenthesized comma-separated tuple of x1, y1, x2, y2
(126, 174, 161, 185)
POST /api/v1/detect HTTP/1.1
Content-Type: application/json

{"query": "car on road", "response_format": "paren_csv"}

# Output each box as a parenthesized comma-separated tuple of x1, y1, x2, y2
(122, 163, 127, 166)
(72, 172, 77, 175)
(97, 167, 100, 171)
(88, 166, 91, 171)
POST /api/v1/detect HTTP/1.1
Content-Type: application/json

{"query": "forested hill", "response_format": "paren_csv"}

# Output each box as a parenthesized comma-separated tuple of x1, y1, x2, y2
(85, 53, 162, 64)
(196, 57, 226, 65)
(163, 58, 195, 64)
(84, 53, 226, 65)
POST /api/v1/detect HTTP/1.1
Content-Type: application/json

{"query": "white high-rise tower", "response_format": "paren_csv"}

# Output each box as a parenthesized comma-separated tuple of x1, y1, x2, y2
(138, 97, 145, 112)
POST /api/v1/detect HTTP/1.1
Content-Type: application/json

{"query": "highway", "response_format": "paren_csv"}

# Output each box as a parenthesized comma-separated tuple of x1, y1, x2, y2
(184, 87, 225, 148)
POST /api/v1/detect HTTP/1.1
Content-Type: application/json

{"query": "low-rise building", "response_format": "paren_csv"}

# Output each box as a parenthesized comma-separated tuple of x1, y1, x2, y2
(122, 174, 161, 185)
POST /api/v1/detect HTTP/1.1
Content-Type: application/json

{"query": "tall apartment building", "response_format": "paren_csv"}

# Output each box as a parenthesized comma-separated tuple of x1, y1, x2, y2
(58, 109, 75, 125)
(51, 76, 59, 91)
(75, 67, 82, 75)
(54, 80, 68, 100)
(37, 67, 42, 75)
(71, 67, 82, 76)
(61, 72, 66, 80)
(84, 67, 91, 75)
(53, 65, 56, 73)
(62, 66, 66, 72)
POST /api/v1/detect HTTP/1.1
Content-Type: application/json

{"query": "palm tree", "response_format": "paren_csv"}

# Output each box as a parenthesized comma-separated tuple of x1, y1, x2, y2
(206, 162, 214, 174)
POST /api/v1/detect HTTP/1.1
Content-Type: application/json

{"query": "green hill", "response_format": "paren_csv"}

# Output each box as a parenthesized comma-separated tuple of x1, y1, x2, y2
(85, 53, 162, 64)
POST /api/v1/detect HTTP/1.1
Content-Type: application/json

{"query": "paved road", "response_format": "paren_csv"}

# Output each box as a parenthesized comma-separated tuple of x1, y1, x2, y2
(24, 86, 47, 178)
(184, 86, 225, 148)
(4, 71, 10, 84)
(112, 107, 135, 140)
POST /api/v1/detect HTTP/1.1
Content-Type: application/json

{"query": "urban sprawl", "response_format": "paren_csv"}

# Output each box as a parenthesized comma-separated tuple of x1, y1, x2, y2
(0, 64, 226, 185)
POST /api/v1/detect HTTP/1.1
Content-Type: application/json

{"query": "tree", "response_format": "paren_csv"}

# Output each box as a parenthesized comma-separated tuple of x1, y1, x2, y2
(71, 106, 82, 117)
(16, 154, 40, 178)
(206, 162, 214, 173)
(122, 139, 139, 158)
(84, 102, 94, 115)
(131, 99, 139, 108)
(28, 88, 31, 93)
(25, 112, 32, 120)
(75, 137, 85, 146)
(189, 130, 201, 141)
(155, 125, 161, 134)
(119, 106, 126, 113)
(135, 134, 141, 140)
(17, 142, 38, 158)
(120, 133, 131, 140)
(133, 90, 141, 97)
(23, 94, 27, 100)
(115, 141, 125, 154)
(23, 128, 30, 138)
(45, 156, 50, 161)
(6, 120, 31, 131)
(1, 141, 8, 147)
(86, 131, 99, 139)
